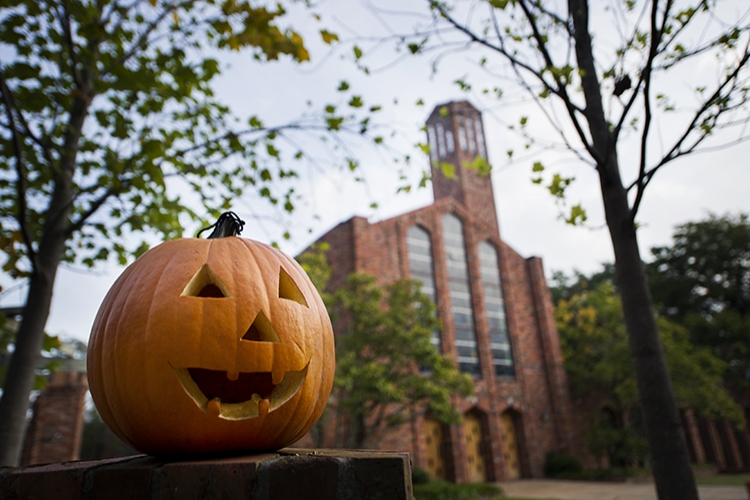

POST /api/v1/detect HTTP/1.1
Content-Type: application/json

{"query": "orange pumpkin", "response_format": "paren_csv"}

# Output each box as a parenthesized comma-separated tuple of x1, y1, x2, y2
(86, 213, 335, 455)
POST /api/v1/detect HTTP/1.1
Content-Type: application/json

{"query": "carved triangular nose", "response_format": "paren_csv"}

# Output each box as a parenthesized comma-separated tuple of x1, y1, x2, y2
(242, 311, 280, 343)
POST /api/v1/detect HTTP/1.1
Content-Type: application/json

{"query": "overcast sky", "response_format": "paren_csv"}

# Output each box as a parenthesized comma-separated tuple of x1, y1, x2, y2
(2, 0, 749, 344)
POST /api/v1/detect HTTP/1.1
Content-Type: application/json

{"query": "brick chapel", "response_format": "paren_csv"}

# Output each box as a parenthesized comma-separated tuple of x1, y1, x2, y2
(301, 100, 586, 481)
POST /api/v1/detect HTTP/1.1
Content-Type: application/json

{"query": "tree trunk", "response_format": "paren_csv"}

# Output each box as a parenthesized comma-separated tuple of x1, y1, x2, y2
(0, 83, 89, 466)
(0, 243, 65, 466)
(598, 159, 698, 500)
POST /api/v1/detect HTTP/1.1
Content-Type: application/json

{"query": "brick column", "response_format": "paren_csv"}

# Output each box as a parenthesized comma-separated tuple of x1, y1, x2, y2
(721, 418, 744, 470)
(20, 371, 88, 466)
(526, 257, 574, 455)
(703, 419, 727, 470)
(682, 409, 706, 464)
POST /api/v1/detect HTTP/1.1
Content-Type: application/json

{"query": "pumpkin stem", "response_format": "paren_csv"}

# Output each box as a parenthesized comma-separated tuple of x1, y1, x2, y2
(197, 212, 245, 239)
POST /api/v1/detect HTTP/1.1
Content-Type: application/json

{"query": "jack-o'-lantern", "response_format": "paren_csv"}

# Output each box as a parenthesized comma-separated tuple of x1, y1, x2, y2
(86, 212, 335, 455)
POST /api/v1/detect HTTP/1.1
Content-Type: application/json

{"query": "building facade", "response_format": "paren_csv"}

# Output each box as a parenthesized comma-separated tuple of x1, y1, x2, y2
(300, 101, 587, 481)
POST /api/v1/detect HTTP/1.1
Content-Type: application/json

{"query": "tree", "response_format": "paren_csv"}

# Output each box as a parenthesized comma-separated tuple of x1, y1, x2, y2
(330, 272, 473, 449)
(362, 1, 750, 497)
(0, 0, 379, 466)
(648, 213, 750, 391)
(557, 278, 743, 465)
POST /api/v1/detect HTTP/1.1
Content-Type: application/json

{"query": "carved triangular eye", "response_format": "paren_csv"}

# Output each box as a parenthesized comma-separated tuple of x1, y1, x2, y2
(182, 264, 232, 298)
(242, 311, 280, 342)
(278, 267, 308, 307)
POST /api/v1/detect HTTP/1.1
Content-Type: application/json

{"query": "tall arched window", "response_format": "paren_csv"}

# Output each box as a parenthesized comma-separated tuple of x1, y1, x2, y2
(474, 116, 486, 159)
(478, 241, 514, 377)
(436, 122, 446, 158)
(407, 225, 441, 352)
(427, 125, 438, 162)
(441, 213, 481, 376)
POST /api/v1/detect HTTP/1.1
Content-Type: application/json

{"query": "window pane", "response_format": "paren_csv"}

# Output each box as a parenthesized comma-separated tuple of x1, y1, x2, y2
(408, 226, 441, 352)
(478, 241, 515, 378)
(441, 213, 481, 377)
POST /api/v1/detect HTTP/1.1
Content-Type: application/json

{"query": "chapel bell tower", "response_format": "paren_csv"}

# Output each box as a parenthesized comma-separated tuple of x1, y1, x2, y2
(426, 101, 499, 236)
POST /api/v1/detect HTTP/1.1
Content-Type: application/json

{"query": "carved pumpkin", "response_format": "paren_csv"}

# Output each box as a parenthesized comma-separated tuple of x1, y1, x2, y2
(87, 213, 335, 455)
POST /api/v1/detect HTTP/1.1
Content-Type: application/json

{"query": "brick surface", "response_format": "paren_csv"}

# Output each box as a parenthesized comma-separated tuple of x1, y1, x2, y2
(21, 371, 88, 466)
(159, 454, 274, 500)
(0, 449, 411, 500)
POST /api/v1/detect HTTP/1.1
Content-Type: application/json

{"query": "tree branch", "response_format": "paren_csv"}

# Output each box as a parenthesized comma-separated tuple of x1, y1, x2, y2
(0, 69, 37, 269)
(567, 0, 610, 165)
(628, 46, 750, 208)
(434, 1, 598, 161)
(57, 0, 82, 88)
(629, 0, 673, 222)
(517, 0, 598, 160)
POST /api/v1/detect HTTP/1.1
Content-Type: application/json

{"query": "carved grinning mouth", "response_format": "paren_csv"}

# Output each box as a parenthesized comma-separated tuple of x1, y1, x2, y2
(173, 363, 308, 420)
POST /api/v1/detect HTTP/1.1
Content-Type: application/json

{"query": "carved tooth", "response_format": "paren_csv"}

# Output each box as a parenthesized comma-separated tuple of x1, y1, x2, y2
(259, 398, 270, 417)
(207, 398, 221, 418)
(272, 368, 285, 385)
(227, 370, 239, 381)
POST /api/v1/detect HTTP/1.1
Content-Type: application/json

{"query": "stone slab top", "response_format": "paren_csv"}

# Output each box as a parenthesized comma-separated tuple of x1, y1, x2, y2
(0, 448, 413, 500)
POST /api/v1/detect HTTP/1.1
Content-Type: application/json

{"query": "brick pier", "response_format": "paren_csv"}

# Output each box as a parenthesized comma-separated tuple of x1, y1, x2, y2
(0, 448, 412, 500)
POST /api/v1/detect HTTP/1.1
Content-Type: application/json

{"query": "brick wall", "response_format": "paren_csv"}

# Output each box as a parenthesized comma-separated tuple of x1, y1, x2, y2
(304, 193, 585, 480)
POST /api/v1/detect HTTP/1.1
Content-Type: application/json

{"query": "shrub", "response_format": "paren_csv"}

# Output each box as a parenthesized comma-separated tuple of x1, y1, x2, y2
(412, 466, 433, 485)
(413, 481, 502, 500)
(544, 450, 582, 477)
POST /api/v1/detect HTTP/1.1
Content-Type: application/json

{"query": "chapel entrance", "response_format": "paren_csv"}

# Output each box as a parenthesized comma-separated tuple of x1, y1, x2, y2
(423, 418, 447, 480)
(463, 410, 488, 482)
(500, 410, 521, 479)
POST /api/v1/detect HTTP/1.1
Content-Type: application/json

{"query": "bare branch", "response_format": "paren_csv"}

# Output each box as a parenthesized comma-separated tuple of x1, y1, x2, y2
(629, 0, 673, 221)
(627, 46, 750, 200)
(0, 69, 37, 269)
(433, 2, 598, 161)
(57, 0, 82, 88)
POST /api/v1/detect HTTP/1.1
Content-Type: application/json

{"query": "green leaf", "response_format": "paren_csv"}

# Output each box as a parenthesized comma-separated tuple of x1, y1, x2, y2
(353, 45, 363, 60)
(547, 173, 574, 199)
(463, 157, 492, 176)
(440, 162, 456, 178)
(337, 81, 350, 91)
(488, 0, 511, 8)
(532, 161, 544, 173)
(565, 204, 588, 225)
(348, 95, 364, 108)
(320, 29, 339, 45)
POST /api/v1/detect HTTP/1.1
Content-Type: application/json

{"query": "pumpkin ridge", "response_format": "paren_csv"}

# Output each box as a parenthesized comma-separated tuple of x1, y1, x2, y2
(138, 241, 190, 445)
(114, 241, 176, 445)
(88, 256, 141, 445)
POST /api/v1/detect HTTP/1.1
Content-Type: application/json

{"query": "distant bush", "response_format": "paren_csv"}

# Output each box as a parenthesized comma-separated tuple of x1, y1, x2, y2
(413, 481, 502, 500)
(412, 466, 433, 485)
(544, 451, 582, 477)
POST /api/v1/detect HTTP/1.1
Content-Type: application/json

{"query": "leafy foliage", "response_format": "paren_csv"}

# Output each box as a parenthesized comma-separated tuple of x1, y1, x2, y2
(0, 0, 379, 275)
(556, 277, 743, 463)
(648, 213, 750, 390)
(333, 272, 473, 449)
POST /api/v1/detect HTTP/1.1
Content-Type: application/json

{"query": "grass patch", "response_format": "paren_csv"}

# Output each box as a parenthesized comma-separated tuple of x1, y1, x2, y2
(413, 481, 503, 500)
(551, 466, 649, 481)
(695, 473, 750, 486)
